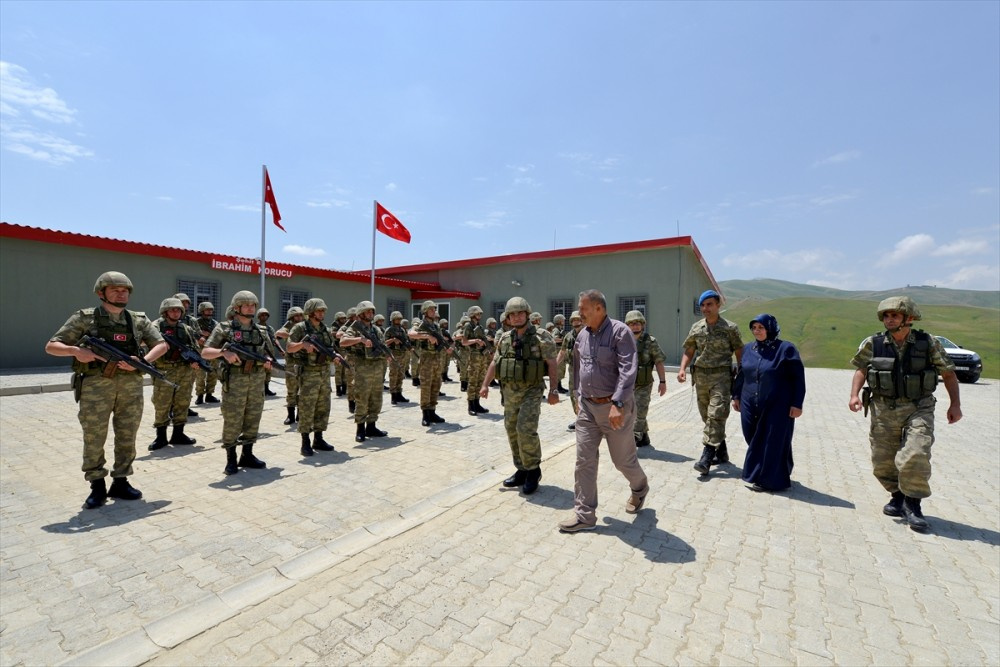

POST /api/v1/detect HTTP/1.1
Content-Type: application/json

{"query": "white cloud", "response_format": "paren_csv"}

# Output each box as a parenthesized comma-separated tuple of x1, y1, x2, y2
(971, 186, 996, 195)
(384, 182, 397, 192)
(2, 128, 93, 165)
(931, 239, 990, 257)
(0, 62, 76, 123)
(225, 204, 258, 212)
(812, 150, 861, 167)
(463, 211, 508, 230)
(933, 264, 1000, 289)
(283, 244, 326, 257)
(156, 195, 173, 202)
(722, 248, 833, 272)
(877, 234, 935, 267)
(809, 193, 857, 206)
(306, 199, 349, 208)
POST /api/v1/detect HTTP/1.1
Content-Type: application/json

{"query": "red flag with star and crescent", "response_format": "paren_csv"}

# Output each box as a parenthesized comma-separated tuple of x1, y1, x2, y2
(264, 167, 285, 232)
(375, 201, 411, 243)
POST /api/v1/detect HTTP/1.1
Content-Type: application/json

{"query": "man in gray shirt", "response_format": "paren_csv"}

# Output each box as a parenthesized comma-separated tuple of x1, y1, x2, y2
(559, 290, 650, 533)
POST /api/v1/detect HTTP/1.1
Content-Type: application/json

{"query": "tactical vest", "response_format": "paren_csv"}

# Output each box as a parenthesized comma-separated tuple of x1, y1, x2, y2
(635, 332, 654, 386)
(417, 319, 443, 350)
(158, 319, 195, 363)
(297, 320, 334, 366)
(866, 331, 938, 401)
(224, 321, 266, 361)
(73, 307, 141, 374)
(496, 327, 546, 385)
(385, 325, 411, 350)
(347, 320, 383, 359)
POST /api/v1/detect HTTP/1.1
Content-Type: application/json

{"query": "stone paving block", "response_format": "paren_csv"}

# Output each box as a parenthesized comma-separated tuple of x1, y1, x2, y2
(144, 593, 237, 649)
(59, 628, 159, 667)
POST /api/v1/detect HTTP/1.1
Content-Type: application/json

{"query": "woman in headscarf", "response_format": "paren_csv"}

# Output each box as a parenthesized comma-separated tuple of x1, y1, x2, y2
(732, 314, 806, 492)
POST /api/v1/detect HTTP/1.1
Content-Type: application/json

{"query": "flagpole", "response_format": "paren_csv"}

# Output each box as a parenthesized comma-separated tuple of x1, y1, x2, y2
(370, 200, 377, 303)
(260, 165, 267, 309)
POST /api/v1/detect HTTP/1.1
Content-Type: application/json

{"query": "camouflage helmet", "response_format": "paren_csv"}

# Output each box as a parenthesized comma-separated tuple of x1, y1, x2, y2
(486, 317, 497, 326)
(346, 307, 357, 317)
(198, 301, 214, 314)
(503, 296, 531, 319)
(93, 271, 133, 295)
(173, 292, 191, 304)
(159, 297, 184, 316)
(439, 318, 449, 328)
(286, 306, 304, 319)
(356, 300, 376, 315)
(553, 313, 566, 324)
(304, 298, 328, 315)
(625, 310, 646, 324)
(529, 311, 542, 323)
(570, 310, 582, 323)
(374, 313, 385, 323)
(225, 304, 236, 319)
(545, 322, 555, 330)
(231, 290, 259, 308)
(334, 311, 347, 320)
(420, 300, 438, 315)
(257, 307, 270, 317)
(401, 318, 410, 327)
(390, 311, 403, 322)
(877, 296, 922, 322)
(459, 315, 470, 324)
(467, 305, 484, 317)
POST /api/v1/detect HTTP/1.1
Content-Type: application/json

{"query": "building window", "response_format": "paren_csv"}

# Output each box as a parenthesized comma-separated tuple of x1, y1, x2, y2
(411, 301, 450, 322)
(618, 295, 647, 321)
(492, 301, 506, 324)
(550, 299, 574, 330)
(386, 298, 406, 320)
(279, 288, 310, 321)
(176, 279, 220, 317)
(693, 297, 703, 316)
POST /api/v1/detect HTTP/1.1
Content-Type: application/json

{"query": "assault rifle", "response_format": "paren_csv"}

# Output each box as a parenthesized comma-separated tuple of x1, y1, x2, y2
(161, 332, 212, 372)
(418, 320, 447, 348)
(304, 334, 351, 369)
(225, 342, 281, 368)
(80, 335, 177, 388)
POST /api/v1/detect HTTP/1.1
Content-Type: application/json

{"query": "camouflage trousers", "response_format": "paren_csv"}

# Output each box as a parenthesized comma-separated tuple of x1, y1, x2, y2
(284, 363, 300, 407)
(78, 372, 144, 481)
(557, 354, 568, 383)
(221, 366, 266, 448)
(695, 366, 732, 448)
(466, 350, 488, 400)
(345, 363, 356, 401)
(633, 382, 653, 437)
(410, 348, 420, 376)
(334, 357, 346, 388)
(457, 348, 469, 382)
(195, 362, 218, 396)
(502, 383, 544, 470)
(151, 362, 195, 427)
(568, 366, 578, 414)
(388, 350, 410, 392)
(353, 357, 385, 424)
(869, 395, 936, 498)
(297, 365, 332, 434)
(419, 350, 443, 409)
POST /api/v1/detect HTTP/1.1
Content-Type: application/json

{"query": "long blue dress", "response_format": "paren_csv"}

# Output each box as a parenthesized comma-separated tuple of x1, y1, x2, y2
(735, 338, 806, 491)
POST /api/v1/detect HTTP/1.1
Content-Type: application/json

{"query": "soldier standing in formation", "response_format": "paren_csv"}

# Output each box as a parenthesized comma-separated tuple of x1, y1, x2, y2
(480, 297, 559, 495)
(330, 310, 348, 397)
(46, 272, 168, 508)
(625, 310, 668, 448)
(384, 311, 412, 405)
(557, 310, 584, 431)
(172, 293, 201, 418)
(257, 308, 280, 397)
(275, 306, 305, 425)
(454, 316, 469, 391)
(286, 299, 337, 456)
(440, 318, 455, 383)
(410, 300, 446, 426)
(462, 306, 490, 416)
(337, 307, 359, 413)
(552, 313, 569, 394)
(677, 289, 743, 477)
(849, 296, 962, 532)
(148, 297, 200, 451)
(340, 300, 390, 442)
(202, 291, 275, 475)
(194, 301, 221, 405)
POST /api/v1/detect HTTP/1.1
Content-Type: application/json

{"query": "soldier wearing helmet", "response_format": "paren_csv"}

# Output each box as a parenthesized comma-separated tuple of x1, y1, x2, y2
(625, 310, 667, 448)
(335, 307, 360, 405)
(256, 308, 281, 397)
(329, 310, 349, 398)
(551, 314, 569, 394)
(461, 305, 491, 416)
(677, 288, 744, 477)
(556, 310, 585, 430)
(172, 293, 201, 332)
(339, 300, 390, 442)
(849, 296, 962, 532)
(194, 302, 221, 405)
(384, 311, 412, 405)
(202, 291, 277, 475)
(147, 297, 203, 452)
(480, 296, 559, 495)
(46, 272, 169, 509)
(274, 305, 306, 425)
(438, 318, 457, 384)
(286, 298, 339, 455)
(409, 300, 448, 426)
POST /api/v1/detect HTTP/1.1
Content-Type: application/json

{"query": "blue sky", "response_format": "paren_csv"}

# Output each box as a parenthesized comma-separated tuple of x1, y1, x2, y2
(1, 1, 998, 291)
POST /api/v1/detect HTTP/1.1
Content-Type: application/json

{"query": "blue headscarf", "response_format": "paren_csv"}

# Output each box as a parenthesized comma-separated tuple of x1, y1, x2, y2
(750, 313, 780, 341)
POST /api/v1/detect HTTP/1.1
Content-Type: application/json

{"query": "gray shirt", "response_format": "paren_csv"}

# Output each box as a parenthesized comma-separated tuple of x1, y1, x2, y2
(573, 315, 637, 403)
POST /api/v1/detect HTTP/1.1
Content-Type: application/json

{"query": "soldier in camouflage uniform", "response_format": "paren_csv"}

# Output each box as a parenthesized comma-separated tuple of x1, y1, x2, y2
(454, 316, 470, 391)
(625, 310, 668, 448)
(172, 293, 201, 418)
(462, 307, 490, 416)
(341, 300, 390, 442)
(148, 297, 201, 451)
(384, 311, 412, 404)
(485, 317, 499, 387)
(336, 307, 358, 411)
(286, 299, 337, 456)
(202, 291, 276, 475)
(678, 289, 743, 476)
(440, 318, 455, 383)
(552, 313, 569, 394)
(849, 296, 962, 532)
(557, 310, 585, 430)
(529, 311, 543, 328)
(330, 310, 348, 397)
(194, 301, 221, 405)
(410, 300, 447, 426)
(46, 271, 168, 509)
(275, 306, 305, 425)
(257, 308, 281, 397)
(481, 297, 559, 495)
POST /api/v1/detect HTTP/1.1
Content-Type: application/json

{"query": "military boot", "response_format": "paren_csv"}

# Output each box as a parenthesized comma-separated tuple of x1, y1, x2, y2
(312, 432, 334, 451)
(557, 382, 569, 394)
(238, 444, 266, 469)
(901, 497, 929, 532)
(461, 380, 468, 392)
(335, 383, 343, 397)
(264, 382, 276, 397)
(883, 491, 905, 517)
(365, 422, 387, 438)
(108, 477, 142, 500)
(84, 478, 107, 509)
(442, 371, 452, 383)
(348, 400, 356, 414)
(300, 433, 314, 457)
(693, 445, 715, 475)
(283, 406, 297, 425)
(355, 423, 366, 442)
(196, 394, 204, 405)
(149, 425, 169, 451)
(713, 440, 730, 464)
(502, 470, 527, 488)
(412, 377, 420, 387)
(474, 399, 488, 414)
(224, 447, 239, 475)
(169, 424, 196, 445)
(428, 410, 445, 424)
(339, 383, 347, 397)
(205, 393, 220, 404)
(635, 432, 651, 448)
(421, 409, 432, 427)
(187, 408, 199, 417)
(395, 391, 409, 404)
(468, 400, 478, 416)
(523, 468, 542, 495)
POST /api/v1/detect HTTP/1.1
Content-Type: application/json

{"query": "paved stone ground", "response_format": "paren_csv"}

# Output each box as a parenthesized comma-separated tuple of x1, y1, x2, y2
(1, 368, 997, 665)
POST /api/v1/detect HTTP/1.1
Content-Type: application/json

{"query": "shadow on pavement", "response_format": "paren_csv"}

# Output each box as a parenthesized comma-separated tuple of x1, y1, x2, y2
(637, 447, 694, 464)
(926, 517, 1000, 545)
(786, 481, 855, 509)
(208, 466, 291, 490)
(355, 437, 407, 451)
(426, 423, 470, 434)
(297, 451, 354, 465)
(696, 463, 743, 482)
(137, 445, 208, 461)
(603, 510, 696, 564)
(523, 484, 575, 509)
(42, 499, 174, 534)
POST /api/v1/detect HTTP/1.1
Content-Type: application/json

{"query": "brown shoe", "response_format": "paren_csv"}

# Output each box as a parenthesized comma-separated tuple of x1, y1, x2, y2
(625, 493, 645, 514)
(558, 516, 596, 533)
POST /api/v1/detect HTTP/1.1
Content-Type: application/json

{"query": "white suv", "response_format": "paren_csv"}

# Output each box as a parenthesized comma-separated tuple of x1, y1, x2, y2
(934, 336, 983, 384)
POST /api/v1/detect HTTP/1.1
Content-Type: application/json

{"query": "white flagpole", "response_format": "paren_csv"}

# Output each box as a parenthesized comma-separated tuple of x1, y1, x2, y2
(260, 165, 267, 309)
(370, 200, 377, 303)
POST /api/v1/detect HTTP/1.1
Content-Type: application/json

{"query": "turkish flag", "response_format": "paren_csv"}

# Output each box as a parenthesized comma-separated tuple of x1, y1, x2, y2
(264, 167, 285, 232)
(375, 201, 411, 243)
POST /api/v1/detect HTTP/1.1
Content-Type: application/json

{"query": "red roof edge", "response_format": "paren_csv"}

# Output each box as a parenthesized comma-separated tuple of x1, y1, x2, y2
(689, 239, 722, 296)
(411, 289, 481, 300)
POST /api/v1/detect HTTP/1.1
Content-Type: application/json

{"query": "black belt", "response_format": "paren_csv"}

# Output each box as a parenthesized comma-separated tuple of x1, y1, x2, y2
(586, 395, 613, 404)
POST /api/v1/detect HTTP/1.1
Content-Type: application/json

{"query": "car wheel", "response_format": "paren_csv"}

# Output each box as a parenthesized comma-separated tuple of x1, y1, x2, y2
(957, 372, 980, 384)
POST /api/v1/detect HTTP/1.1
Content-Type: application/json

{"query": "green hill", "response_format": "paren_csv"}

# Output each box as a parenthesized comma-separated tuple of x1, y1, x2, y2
(720, 278, 1000, 310)
(720, 297, 999, 378)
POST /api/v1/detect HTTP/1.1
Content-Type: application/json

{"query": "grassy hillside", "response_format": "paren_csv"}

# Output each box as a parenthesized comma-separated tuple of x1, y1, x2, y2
(721, 297, 999, 378)
(720, 278, 1000, 310)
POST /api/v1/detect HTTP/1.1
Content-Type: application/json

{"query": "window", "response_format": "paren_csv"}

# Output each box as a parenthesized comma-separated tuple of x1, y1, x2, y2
(618, 295, 647, 321)
(692, 297, 702, 316)
(411, 301, 450, 322)
(550, 298, 574, 330)
(279, 288, 310, 321)
(176, 279, 220, 317)
(386, 298, 406, 320)
(492, 301, 506, 324)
